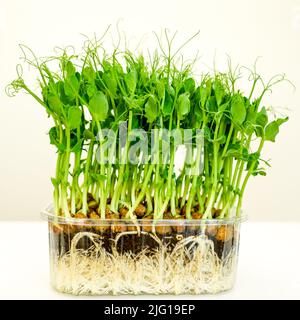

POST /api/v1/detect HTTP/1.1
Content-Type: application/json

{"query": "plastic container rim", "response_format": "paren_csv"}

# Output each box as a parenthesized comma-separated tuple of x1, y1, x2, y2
(41, 204, 247, 226)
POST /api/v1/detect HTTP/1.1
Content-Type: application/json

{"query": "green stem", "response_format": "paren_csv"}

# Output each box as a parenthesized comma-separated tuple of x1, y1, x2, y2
(236, 138, 265, 216)
(127, 164, 155, 219)
(82, 137, 94, 215)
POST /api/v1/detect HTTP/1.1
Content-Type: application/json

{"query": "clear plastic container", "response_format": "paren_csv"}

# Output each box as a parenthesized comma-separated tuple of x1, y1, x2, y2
(42, 206, 245, 295)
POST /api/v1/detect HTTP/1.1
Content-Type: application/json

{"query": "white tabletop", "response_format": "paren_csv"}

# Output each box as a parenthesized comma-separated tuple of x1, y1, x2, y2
(0, 221, 299, 300)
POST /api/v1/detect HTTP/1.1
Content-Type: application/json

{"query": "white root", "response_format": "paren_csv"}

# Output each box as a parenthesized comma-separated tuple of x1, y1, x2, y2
(50, 231, 238, 295)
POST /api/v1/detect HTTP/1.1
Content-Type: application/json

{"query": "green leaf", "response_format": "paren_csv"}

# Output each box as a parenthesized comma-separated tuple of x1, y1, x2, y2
(83, 129, 94, 140)
(246, 152, 260, 171)
(131, 115, 139, 129)
(65, 61, 76, 77)
(265, 121, 279, 142)
(225, 149, 242, 158)
(67, 106, 82, 129)
(145, 95, 158, 123)
(177, 93, 190, 120)
(89, 91, 109, 121)
(231, 94, 246, 125)
(194, 102, 203, 120)
(57, 142, 67, 152)
(204, 127, 211, 140)
(49, 127, 58, 146)
(256, 107, 268, 128)
(184, 78, 196, 95)
(225, 144, 249, 160)
(169, 85, 175, 97)
(255, 170, 267, 176)
(219, 102, 229, 112)
(71, 138, 83, 153)
(82, 67, 96, 83)
(86, 84, 97, 98)
(200, 80, 211, 107)
(125, 70, 137, 95)
(157, 80, 165, 100)
(214, 79, 225, 106)
(255, 107, 268, 137)
(276, 117, 289, 126)
(48, 94, 63, 115)
(103, 73, 117, 97)
(265, 117, 288, 142)
(206, 96, 217, 112)
(91, 173, 106, 182)
(244, 104, 257, 134)
(64, 75, 79, 98)
(162, 89, 173, 116)
(51, 177, 60, 187)
(214, 135, 226, 144)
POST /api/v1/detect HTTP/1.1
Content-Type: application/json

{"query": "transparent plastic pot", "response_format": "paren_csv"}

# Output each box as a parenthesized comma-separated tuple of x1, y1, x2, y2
(42, 205, 245, 295)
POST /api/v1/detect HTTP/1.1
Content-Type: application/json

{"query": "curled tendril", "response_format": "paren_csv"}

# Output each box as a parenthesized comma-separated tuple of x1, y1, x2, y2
(53, 45, 76, 58)
(5, 63, 26, 97)
(5, 84, 16, 97)
(16, 64, 23, 78)
(240, 56, 262, 82)
(263, 73, 295, 94)
(5, 78, 25, 97)
(19, 44, 40, 68)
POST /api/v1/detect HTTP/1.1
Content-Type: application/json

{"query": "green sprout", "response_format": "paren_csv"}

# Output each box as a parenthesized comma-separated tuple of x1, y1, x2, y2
(6, 31, 290, 221)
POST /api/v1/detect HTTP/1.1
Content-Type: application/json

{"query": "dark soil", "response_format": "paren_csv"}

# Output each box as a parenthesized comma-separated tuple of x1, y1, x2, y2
(49, 223, 238, 260)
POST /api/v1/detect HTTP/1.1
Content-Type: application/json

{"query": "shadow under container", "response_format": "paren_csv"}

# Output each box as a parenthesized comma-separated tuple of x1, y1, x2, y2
(42, 208, 245, 295)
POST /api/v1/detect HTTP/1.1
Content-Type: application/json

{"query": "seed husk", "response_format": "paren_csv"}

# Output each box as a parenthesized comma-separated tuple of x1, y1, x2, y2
(51, 223, 64, 234)
(135, 204, 146, 217)
(181, 205, 186, 215)
(87, 193, 95, 202)
(192, 212, 203, 219)
(119, 207, 129, 218)
(160, 212, 175, 232)
(51, 222, 75, 234)
(172, 216, 186, 233)
(111, 223, 127, 233)
(106, 211, 118, 219)
(185, 212, 203, 233)
(206, 225, 218, 237)
(216, 225, 234, 242)
(74, 212, 87, 219)
(212, 208, 222, 218)
(141, 216, 153, 233)
(88, 211, 109, 233)
(88, 211, 99, 219)
(88, 200, 99, 210)
(127, 224, 137, 232)
(163, 211, 173, 220)
(107, 212, 127, 233)
(155, 225, 173, 235)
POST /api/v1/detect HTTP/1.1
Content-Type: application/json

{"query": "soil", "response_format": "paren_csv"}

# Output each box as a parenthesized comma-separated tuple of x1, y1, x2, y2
(51, 194, 239, 260)
(50, 222, 238, 260)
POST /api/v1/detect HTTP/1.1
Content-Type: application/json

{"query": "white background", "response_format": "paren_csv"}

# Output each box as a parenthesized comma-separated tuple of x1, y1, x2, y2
(0, 0, 300, 221)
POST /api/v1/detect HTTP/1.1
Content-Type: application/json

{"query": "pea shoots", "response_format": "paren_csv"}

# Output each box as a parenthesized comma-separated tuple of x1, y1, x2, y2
(7, 32, 289, 221)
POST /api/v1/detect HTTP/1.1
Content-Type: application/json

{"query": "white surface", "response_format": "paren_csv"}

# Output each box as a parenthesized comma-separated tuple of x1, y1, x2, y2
(0, 222, 299, 300)
(1, 0, 300, 221)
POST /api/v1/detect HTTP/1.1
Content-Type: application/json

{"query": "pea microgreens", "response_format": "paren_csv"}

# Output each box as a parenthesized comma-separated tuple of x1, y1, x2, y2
(7, 31, 289, 220)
